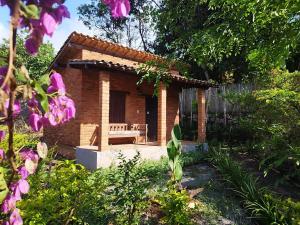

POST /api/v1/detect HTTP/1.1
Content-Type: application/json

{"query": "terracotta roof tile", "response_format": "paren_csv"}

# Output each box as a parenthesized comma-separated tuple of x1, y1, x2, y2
(68, 59, 216, 88)
(50, 32, 216, 88)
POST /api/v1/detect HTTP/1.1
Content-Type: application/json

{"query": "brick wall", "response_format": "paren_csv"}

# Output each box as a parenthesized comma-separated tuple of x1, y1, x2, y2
(44, 66, 182, 147)
(166, 84, 180, 141)
(43, 67, 82, 146)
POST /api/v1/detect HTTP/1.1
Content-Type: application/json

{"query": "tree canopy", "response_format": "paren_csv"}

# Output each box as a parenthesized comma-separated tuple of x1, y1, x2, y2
(0, 35, 55, 80)
(78, 0, 157, 51)
(154, 0, 300, 82)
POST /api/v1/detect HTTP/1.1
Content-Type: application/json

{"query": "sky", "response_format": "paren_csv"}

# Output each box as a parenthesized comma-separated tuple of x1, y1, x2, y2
(0, 1, 96, 52)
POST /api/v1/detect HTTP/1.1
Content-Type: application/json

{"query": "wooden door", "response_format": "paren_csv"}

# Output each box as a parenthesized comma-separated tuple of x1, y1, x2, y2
(109, 91, 126, 123)
(145, 96, 158, 141)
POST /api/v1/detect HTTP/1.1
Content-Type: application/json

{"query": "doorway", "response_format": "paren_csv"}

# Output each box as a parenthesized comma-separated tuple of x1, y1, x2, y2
(145, 96, 158, 141)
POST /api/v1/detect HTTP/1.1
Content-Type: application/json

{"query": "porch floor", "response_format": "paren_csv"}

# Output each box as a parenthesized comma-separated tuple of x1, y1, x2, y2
(76, 141, 198, 169)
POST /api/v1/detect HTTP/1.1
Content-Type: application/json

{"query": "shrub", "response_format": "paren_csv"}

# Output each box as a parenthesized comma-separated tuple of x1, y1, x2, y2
(158, 184, 192, 225)
(106, 152, 151, 225)
(0, 125, 38, 151)
(207, 147, 300, 225)
(19, 160, 89, 225)
(222, 70, 300, 185)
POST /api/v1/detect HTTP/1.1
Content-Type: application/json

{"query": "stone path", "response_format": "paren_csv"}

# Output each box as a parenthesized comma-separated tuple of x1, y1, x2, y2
(181, 163, 251, 225)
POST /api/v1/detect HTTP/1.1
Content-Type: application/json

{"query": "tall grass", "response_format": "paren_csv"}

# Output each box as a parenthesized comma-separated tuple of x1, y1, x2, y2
(207, 147, 300, 225)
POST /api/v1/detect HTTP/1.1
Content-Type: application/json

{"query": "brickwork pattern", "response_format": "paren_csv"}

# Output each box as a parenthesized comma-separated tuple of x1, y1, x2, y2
(98, 72, 110, 151)
(43, 67, 82, 146)
(158, 83, 167, 146)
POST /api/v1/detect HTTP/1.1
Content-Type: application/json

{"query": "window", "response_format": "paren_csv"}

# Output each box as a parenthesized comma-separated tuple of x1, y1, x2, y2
(109, 91, 126, 123)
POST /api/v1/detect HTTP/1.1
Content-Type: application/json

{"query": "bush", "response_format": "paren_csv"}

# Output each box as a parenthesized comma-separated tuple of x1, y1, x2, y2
(19, 160, 89, 225)
(0, 125, 38, 151)
(207, 147, 300, 225)
(222, 70, 300, 185)
(106, 152, 151, 225)
(158, 184, 192, 225)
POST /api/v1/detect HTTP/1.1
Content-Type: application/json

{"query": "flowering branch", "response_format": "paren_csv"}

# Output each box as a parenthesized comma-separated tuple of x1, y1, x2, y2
(0, 0, 130, 224)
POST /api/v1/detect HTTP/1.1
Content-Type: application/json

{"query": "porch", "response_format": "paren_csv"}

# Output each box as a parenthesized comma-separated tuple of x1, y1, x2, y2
(76, 141, 198, 169)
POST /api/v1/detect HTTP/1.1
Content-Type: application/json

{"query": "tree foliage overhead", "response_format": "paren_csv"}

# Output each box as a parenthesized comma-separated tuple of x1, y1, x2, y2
(154, 0, 300, 82)
(78, 0, 158, 51)
(0, 35, 55, 80)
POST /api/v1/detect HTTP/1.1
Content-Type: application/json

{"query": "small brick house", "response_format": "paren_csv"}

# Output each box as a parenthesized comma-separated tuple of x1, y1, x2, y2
(45, 32, 213, 151)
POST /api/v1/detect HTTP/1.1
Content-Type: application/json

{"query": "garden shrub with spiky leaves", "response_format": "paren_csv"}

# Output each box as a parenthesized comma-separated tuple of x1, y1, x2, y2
(167, 124, 183, 184)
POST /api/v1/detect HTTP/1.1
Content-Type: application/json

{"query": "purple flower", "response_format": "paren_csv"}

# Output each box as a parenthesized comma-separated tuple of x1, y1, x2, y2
(112, 0, 131, 18)
(0, 66, 9, 93)
(103, 0, 130, 18)
(19, 149, 38, 161)
(27, 96, 38, 108)
(10, 209, 23, 225)
(5, 100, 21, 116)
(47, 72, 65, 95)
(0, 66, 7, 75)
(53, 5, 70, 23)
(10, 183, 21, 201)
(41, 12, 57, 36)
(0, 0, 7, 6)
(1, 195, 16, 213)
(17, 179, 30, 194)
(19, 149, 39, 174)
(0, 130, 6, 141)
(25, 37, 40, 55)
(28, 113, 42, 132)
(18, 166, 29, 180)
(0, 148, 5, 160)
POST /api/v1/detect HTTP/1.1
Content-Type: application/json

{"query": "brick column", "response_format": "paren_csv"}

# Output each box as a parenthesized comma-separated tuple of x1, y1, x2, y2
(158, 82, 167, 146)
(197, 89, 206, 143)
(98, 72, 110, 151)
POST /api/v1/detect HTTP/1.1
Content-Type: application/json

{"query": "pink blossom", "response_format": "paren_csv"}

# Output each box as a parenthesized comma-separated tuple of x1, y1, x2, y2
(0, 130, 6, 141)
(1, 195, 16, 214)
(9, 209, 23, 225)
(103, 0, 131, 18)
(0, 148, 5, 160)
(17, 180, 30, 194)
(10, 183, 21, 201)
(5, 100, 21, 116)
(47, 72, 65, 95)
(19, 149, 39, 161)
(19, 149, 39, 174)
(41, 12, 57, 36)
(29, 113, 42, 132)
(18, 166, 29, 180)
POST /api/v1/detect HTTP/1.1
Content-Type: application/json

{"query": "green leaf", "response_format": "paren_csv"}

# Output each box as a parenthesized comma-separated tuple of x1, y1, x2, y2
(34, 82, 49, 112)
(15, 70, 27, 83)
(167, 140, 176, 160)
(0, 167, 8, 204)
(39, 74, 50, 86)
(171, 125, 181, 148)
(174, 163, 183, 181)
(21, 4, 39, 19)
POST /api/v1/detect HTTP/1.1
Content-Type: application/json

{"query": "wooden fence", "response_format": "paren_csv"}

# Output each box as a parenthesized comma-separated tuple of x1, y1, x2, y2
(179, 83, 254, 127)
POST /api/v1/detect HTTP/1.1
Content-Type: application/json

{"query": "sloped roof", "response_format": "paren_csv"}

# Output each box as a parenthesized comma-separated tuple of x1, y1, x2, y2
(69, 59, 214, 88)
(50, 32, 216, 88)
